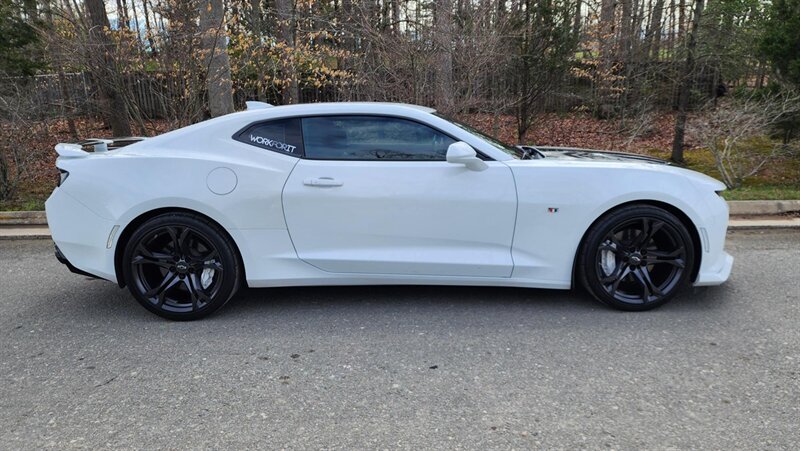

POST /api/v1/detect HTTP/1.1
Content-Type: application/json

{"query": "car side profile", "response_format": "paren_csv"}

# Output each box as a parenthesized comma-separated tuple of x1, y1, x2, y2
(46, 102, 733, 320)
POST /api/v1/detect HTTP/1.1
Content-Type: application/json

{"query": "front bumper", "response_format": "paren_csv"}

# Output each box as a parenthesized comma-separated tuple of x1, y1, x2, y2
(694, 251, 734, 286)
(692, 191, 733, 286)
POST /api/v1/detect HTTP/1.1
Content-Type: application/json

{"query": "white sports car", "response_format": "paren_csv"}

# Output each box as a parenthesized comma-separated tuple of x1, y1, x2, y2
(46, 102, 733, 320)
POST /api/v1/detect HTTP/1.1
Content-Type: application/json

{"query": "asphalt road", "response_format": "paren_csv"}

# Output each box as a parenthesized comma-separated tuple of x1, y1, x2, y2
(1, 231, 798, 449)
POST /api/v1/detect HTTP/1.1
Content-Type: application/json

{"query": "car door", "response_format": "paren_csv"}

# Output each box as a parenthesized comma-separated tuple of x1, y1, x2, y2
(281, 115, 517, 278)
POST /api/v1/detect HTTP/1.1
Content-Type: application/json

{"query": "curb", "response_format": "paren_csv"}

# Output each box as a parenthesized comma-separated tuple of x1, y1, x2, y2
(0, 211, 47, 226)
(727, 218, 800, 230)
(728, 200, 800, 216)
(0, 226, 51, 240)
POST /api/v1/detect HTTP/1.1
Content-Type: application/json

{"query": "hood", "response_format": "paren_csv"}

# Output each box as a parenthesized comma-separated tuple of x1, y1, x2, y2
(533, 146, 670, 165)
(521, 146, 726, 192)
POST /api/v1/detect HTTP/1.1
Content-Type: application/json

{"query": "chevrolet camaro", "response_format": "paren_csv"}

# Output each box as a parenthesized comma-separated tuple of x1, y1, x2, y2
(46, 102, 733, 320)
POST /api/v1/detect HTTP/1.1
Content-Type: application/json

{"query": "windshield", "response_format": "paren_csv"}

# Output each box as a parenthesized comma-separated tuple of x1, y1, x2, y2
(435, 114, 522, 159)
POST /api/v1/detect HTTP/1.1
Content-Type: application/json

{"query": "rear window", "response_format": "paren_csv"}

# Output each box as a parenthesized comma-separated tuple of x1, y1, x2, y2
(234, 118, 303, 156)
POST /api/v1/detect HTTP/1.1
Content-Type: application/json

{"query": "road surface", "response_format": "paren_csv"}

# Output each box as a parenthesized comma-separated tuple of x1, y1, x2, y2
(1, 231, 798, 448)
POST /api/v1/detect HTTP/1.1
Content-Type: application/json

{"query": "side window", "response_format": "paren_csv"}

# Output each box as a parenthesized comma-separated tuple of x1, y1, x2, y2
(301, 116, 456, 161)
(234, 118, 303, 156)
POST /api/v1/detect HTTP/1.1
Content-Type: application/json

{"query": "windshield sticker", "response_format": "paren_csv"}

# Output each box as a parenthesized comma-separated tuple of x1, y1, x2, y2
(249, 134, 297, 153)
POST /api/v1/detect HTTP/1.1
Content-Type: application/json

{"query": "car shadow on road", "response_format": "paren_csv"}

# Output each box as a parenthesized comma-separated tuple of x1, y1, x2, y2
(213, 282, 730, 320)
(51, 276, 732, 324)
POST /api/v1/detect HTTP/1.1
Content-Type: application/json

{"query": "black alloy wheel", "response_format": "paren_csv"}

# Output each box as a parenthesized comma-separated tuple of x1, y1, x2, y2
(578, 205, 695, 311)
(122, 213, 241, 320)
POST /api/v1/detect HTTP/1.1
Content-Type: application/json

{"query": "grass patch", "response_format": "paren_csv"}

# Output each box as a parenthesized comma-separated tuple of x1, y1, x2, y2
(0, 180, 51, 211)
(720, 185, 800, 200)
(0, 196, 46, 212)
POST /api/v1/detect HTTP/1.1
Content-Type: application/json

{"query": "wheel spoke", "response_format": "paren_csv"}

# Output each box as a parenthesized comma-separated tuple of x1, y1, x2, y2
(609, 265, 633, 295)
(200, 260, 223, 272)
(185, 274, 212, 310)
(632, 266, 663, 302)
(598, 243, 618, 253)
(622, 227, 632, 244)
(177, 227, 193, 257)
(607, 233, 623, 248)
(136, 242, 170, 260)
(601, 261, 631, 297)
(144, 272, 180, 304)
(190, 247, 219, 264)
(644, 247, 686, 268)
(600, 261, 627, 283)
(132, 254, 173, 269)
(636, 219, 664, 248)
(165, 226, 181, 256)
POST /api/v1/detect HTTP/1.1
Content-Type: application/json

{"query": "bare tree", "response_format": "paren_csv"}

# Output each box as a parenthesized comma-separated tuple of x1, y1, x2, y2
(85, 0, 132, 136)
(275, 0, 299, 104)
(0, 79, 50, 201)
(671, 0, 704, 163)
(689, 92, 800, 188)
(434, 0, 454, 114)
(199, 0, 234, 117)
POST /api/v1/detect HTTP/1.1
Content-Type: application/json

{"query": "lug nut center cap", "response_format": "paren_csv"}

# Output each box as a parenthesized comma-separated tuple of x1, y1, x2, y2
(175, 260, 190, 274)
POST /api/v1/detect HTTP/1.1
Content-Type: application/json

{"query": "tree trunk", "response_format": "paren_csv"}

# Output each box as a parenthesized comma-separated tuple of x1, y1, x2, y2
(129, 0, 143, 48)
(572, 0, 582, 39)
(116, 0, 129, 29)
(598, 0, 617, 117)
(199, 0, 235, 117)
(434, 0, 454, 113)
(85, 0, 131, 136)
(620, 0, 633, 61)
(141, 0, 157, 54)
(249, 0, 264, 33)
(391, 0, 400, 34)
(647, 0, 665, 60)
(22, 0, 38, 20)
(276, 0, 299, 104)
(58, 71, 80, 140)
(671, 0, 704, 163)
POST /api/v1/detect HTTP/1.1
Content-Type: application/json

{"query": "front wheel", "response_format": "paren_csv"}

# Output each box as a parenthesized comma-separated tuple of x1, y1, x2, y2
(578, 205, 695, 311)
(122, 212, 242, 320)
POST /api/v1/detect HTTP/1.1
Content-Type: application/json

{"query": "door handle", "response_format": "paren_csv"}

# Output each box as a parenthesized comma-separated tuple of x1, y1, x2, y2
(303, 177, 343, 187)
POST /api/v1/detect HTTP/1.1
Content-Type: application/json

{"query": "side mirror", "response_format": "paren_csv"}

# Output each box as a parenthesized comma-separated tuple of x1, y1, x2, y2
(446, 141, 488, 171)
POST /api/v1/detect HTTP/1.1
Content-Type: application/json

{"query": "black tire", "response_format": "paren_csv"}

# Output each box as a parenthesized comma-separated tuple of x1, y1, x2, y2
(578, 205, 695, 311)
(122, 212, 242, 320)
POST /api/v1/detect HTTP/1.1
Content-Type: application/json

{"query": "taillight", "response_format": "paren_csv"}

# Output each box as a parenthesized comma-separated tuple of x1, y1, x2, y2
(57, 169, 69, 186)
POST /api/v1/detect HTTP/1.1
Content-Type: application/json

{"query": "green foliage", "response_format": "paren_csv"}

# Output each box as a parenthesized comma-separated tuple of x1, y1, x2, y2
(0, 0, 45, 76)
(760, 0, 800, 86)
(699, 0, 766, 85)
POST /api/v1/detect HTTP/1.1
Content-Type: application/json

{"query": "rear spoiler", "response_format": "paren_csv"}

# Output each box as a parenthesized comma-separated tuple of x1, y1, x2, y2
(55, 137, 147, 158)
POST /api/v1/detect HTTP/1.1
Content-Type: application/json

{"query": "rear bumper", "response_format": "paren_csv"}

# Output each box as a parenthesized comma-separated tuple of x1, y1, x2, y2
(45, 188, 117, 282)
(54, 244, 101, 279)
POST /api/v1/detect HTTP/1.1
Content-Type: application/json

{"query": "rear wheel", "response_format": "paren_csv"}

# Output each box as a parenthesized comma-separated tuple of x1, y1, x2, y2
(578, 205, 695, 311)
(122, 213, 241, 320)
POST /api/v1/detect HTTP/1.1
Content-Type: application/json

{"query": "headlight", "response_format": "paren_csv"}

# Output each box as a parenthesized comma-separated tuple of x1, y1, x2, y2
(57, 169, 69, 186)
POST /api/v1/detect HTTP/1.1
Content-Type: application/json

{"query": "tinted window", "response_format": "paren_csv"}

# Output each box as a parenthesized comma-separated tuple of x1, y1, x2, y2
(234, 118, 303, 156)
(301, 116, 455, 160)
